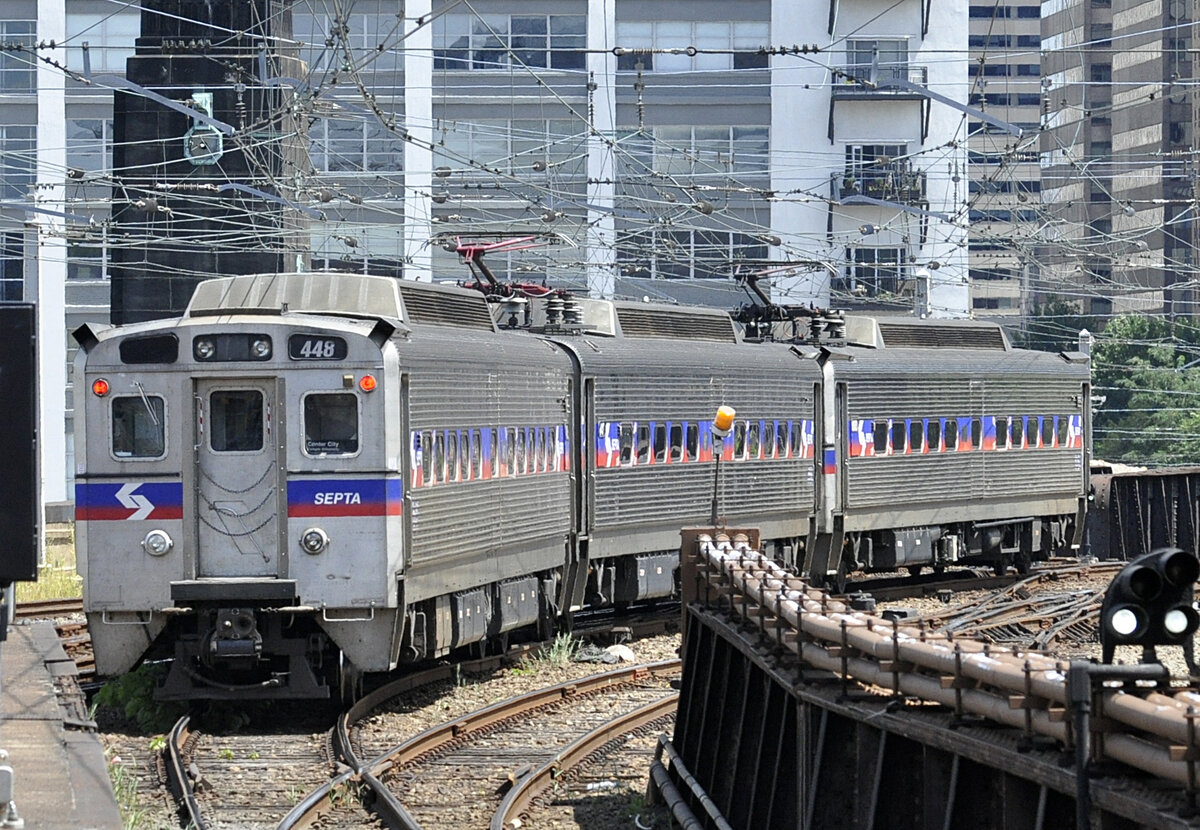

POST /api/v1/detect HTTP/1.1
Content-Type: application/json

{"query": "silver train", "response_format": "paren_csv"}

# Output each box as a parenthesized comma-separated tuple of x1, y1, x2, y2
(72, 273, 1090, 699)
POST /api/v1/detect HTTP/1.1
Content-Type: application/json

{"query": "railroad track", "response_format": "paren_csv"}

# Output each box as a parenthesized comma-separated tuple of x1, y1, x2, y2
(271, 659, 680, 830)
(160, 626, 680, 830)
(15, 596, 83, 619)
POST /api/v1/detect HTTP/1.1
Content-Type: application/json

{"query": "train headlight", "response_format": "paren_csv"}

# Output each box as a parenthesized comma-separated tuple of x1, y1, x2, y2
(194, 338, 215, 360)
(300, 527, 329, 554)
(251, 338, 271, 359)
(91, 378, 110, 397)
(142, 529, 173, 556)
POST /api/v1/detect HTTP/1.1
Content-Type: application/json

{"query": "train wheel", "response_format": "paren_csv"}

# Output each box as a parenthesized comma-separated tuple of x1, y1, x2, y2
(906, 565, 924, 577)
(337, 652, 363, 706)
(993, 554, 1012, 577)
(1014, 550, 1032, 575)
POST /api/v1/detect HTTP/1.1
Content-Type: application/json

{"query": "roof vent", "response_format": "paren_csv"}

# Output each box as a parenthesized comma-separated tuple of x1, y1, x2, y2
(397, 281, 497, 331)
(876, 320, 1009, 349)
(614, 303, 739, 342)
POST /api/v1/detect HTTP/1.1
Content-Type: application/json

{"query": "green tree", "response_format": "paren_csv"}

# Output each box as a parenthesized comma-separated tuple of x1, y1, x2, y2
(1091, 315, 1200, 466)
(1015, 296, 1095, 353)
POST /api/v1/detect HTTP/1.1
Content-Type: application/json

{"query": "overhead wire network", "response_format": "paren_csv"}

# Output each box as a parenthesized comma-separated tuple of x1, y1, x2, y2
(3, 0, 1196, 319)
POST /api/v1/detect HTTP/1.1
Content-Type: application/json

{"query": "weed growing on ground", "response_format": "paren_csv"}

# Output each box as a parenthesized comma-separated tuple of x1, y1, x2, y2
(106, 748, 173, 830)
(16, 535, 81, 603)
(538, 632, 579, 667)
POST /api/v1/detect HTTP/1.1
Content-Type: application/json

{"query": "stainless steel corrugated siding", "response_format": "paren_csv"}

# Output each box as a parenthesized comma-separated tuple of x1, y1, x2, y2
(574, 338, 819, 530)
(836, 347, 1087, 509)
(594, 461, 812, 530)
(401, 328, 572, 572)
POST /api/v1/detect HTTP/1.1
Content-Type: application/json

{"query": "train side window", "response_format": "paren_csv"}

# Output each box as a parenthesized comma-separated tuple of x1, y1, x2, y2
(747, 422, 761, 459)
(210, 390, 263, 452)
(434, 432, 446, 482)
(112, 396, 166, 458)
(668, 422, 683, 461)
(447, 432, 459, 482)
(908, 420, 923, 453)
(515, 428, 527, 474)
(636, 424, 650, 464)
(970, 418, 982, 450)
(789, 421, 801, 457)
(874, 421, 889, 455)
(1011, 417, 1024, 448)
(763, 421, 775, 457)
(536, 428, 546, 472)
(422, 432, 434, 483)
(685, 422, 698, 460)
(505, 428, 517, 475)
(620, 423, 634, 465)
(775, 422, 787, 458)
(927, 419, 941, 451)
(890, 420, 906, 455)
(652, 423, 667, 463)
(1055, 416, 1067, 447)
(995, 416, 1009, 449)
(733, 421, 746, 459)
(459, 432, 471, 480)
(302, 393, 358, 456)
(472, 430, 482, 479)
(944, 421, 958, 451)
(1041, 417, 1054, 447)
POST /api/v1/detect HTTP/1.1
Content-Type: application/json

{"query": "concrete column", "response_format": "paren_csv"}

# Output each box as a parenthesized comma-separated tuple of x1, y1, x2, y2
(35, 0, 68, 520)
(403, 0, 434, 281)
(585, 0, 616, 298)
(769, 0, 831, 306)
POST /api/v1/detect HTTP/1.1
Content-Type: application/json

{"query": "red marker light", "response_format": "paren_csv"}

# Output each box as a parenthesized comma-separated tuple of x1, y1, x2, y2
(359, 374, 377, 393)
(92, 378, 110, 397)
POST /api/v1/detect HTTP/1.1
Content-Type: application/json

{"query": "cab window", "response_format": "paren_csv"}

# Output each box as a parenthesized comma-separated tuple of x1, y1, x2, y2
(112, 396, 166, 458)
(303, 393, 358, 455)
(210, 390, 263, 452)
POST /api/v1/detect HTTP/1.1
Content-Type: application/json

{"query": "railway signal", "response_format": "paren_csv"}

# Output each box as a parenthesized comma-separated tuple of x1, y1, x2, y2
(1100, 548, 1200, 663)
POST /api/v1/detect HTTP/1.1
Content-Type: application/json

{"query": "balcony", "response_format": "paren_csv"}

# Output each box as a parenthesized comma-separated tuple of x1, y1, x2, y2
(835, 165, 927, 205)
(831, 64, 929, 98)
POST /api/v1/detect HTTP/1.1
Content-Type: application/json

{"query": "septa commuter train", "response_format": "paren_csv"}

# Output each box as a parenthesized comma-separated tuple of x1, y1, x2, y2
(72, 272, 1089, 699)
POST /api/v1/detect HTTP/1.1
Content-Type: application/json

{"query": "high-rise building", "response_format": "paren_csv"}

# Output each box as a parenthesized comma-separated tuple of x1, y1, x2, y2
(966, 0, 1045, 321)
(1041, 0, 1194, 320)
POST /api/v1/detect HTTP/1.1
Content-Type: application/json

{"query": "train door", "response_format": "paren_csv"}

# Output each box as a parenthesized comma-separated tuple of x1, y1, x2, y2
(193, 378, 284, 577)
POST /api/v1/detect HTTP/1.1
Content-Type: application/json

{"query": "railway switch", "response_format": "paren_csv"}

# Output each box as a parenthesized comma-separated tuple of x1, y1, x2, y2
(1100, 547, 1200, 663)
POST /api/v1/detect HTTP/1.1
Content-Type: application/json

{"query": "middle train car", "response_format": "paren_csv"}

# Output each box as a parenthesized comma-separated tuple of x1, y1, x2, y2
(72, 272, 1089, 699)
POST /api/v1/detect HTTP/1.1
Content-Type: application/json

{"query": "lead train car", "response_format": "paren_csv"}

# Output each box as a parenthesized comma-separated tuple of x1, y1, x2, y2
(72, 273, 1088, 699)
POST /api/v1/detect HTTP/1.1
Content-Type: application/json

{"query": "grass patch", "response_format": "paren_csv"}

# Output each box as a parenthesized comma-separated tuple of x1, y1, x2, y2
(106, 747, 173, 830)
(537, 632, 580, 667)
(16, 526, 81, 602)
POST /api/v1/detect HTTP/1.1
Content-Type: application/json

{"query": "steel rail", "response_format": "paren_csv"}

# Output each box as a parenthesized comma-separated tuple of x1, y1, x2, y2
(364, 659, 681, 776)
(278, 652, 680, 830)
(163, 716, 207, 830)
(695, 536, 1200, 787)
(491, 691, 679, 830)
(355, 660, 681, 830)
(14, 597, 83, 619)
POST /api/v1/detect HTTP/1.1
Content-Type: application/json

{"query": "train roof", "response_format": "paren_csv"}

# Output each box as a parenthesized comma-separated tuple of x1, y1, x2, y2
(185, 272, 741, 342)
(842, 316, 1011, 350)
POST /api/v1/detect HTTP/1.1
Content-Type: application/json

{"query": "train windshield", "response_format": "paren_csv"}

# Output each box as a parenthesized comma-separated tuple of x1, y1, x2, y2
(112, 396, 165, 458)
(303, 393, 359, 455)
(210, 390, 264, 452)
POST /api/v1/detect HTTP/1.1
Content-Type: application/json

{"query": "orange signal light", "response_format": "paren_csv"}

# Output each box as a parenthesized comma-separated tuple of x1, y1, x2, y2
(359, 374, 378, 393)
(92, 378, 110, 397)
(713, 405, 736, 437)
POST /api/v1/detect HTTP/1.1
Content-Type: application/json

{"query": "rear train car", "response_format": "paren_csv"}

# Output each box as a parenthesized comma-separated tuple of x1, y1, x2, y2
(802, 315, 1090, 585)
